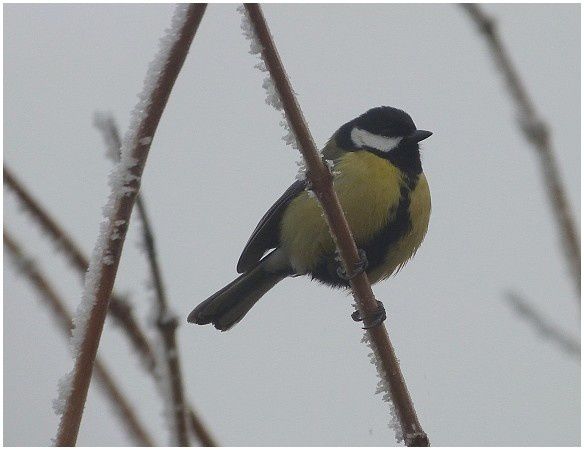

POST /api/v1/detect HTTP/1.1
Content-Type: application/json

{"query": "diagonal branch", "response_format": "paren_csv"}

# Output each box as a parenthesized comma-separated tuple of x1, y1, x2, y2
(4, 229, 155, 447)
(4, 165, 156, 372)
(53, 4, 207, 445)
(94, 114, 193, 446)
(506, 291, 580, 357)
(188, 408, 217, 447)
(242, 4, 429, 446)
(461, 4, 581, 297)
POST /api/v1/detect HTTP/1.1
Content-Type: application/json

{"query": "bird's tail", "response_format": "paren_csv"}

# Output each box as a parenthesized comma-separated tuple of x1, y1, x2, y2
(187, 264, 286, 331)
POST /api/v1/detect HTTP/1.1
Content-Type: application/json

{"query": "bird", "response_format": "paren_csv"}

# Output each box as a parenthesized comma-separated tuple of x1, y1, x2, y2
(187, 106, 432, 331)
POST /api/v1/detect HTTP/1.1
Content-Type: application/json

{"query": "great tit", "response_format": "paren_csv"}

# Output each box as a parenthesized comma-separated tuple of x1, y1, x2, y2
(188, 106, 432, 331)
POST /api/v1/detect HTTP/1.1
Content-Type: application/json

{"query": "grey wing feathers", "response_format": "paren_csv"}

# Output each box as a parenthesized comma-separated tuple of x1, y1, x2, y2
(236, 179, 307, 273)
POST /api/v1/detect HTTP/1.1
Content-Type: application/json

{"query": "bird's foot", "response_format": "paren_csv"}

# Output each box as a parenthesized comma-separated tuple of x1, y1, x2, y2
(336, 249, 368, 281)
(351, 300, 386, 329)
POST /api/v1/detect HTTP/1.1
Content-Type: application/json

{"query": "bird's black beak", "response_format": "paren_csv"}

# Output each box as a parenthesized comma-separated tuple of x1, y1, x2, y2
(410, 130, 433, 143)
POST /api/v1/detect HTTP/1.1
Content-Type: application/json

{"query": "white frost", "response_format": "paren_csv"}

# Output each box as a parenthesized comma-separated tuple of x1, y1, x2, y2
(111, 220, 126, 241)
(294, 159, 307, 182)
(361, 331, 404, 444)
(52, 369, 74, 416)
(237, 5, 301, 156)
(102, 254, 114, 266)
(53, 2, 192, 433)
(294, 158, 317, 199)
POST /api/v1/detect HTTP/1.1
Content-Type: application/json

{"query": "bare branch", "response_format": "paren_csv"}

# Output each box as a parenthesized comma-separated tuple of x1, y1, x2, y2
(4, 165, 156, 372)
(94, 115, 193, 446)
(137, 197, 190, 446)
(53, 5, 207, 445)
(188, 408, 217, 447)
(461, 4, 580, 296)
(4, 229, 155, 446)
(242, 4, 429, 446)
(506, 291, 580, 357)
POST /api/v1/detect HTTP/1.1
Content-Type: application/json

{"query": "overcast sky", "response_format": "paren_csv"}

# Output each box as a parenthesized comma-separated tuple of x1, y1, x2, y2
(4, 3, 580, 446)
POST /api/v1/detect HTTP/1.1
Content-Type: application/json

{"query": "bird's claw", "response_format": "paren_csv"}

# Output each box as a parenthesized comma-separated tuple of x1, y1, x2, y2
(336, 249, 368, 281)
(351, 300, 386, 329)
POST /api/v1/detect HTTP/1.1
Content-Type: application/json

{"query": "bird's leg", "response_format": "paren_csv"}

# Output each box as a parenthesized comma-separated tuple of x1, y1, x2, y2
(336, 248, 368, 281)
(351, 300, 387, 329)
(335, 248, 385, 328)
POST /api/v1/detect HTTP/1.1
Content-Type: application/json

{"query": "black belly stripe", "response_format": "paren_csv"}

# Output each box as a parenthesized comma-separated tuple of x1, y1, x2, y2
(309, 175, 418, 287)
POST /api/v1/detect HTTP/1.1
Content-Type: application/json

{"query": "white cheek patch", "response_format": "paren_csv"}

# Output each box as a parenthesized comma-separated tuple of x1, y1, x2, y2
(350, 127, 402, 153)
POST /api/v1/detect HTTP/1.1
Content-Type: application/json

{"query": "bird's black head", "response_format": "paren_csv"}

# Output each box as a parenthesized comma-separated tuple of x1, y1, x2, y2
(335, 106, 432, 175)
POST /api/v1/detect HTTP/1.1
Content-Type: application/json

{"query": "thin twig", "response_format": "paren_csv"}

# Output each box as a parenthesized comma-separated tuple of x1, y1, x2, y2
(243, 4, 429, 446)
(4, 229, 155, 446)
(54, 5, 206, 445)
(188, 408, 217, 447)
(506, 291, 580, 357)
(4, 164, 217, 446)
(136, 197, 190, 445)
(95, 115, 191, 446)
(461, 4, 581, 297)
(93, 113, 124, 162)
(4, 165, 156, 372)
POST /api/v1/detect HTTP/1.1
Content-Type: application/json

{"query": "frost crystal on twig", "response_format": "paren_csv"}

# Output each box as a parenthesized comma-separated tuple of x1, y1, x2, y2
(68, 154, 140, 357)
(52, 370, 74, 416)
(295, 159, 307, 182)
(361, 332, 403, 444)
(237, 5, 300, 154)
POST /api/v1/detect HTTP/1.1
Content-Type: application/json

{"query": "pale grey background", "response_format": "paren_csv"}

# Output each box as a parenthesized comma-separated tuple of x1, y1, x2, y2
(4, 3, 580, 446)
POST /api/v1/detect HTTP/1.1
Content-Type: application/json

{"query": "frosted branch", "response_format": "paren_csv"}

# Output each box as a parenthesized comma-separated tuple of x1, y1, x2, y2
(93, 8, 215, 446)
(4, 165, 157, 372)
(4, 162, 216, 445)
(4, 230, 155, 446)
(241, 4, 429, 446)
(53, 4, 207, 445)
(94, 114, 196, 446)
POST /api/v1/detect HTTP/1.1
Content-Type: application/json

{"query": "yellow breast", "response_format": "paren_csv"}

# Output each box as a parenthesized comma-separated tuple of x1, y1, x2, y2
(280, 151, 404, 273)
(368, 172, 431, 283)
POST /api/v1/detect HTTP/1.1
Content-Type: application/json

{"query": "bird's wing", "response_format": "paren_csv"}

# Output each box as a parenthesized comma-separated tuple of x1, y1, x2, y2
(237, 179, 307, 273)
